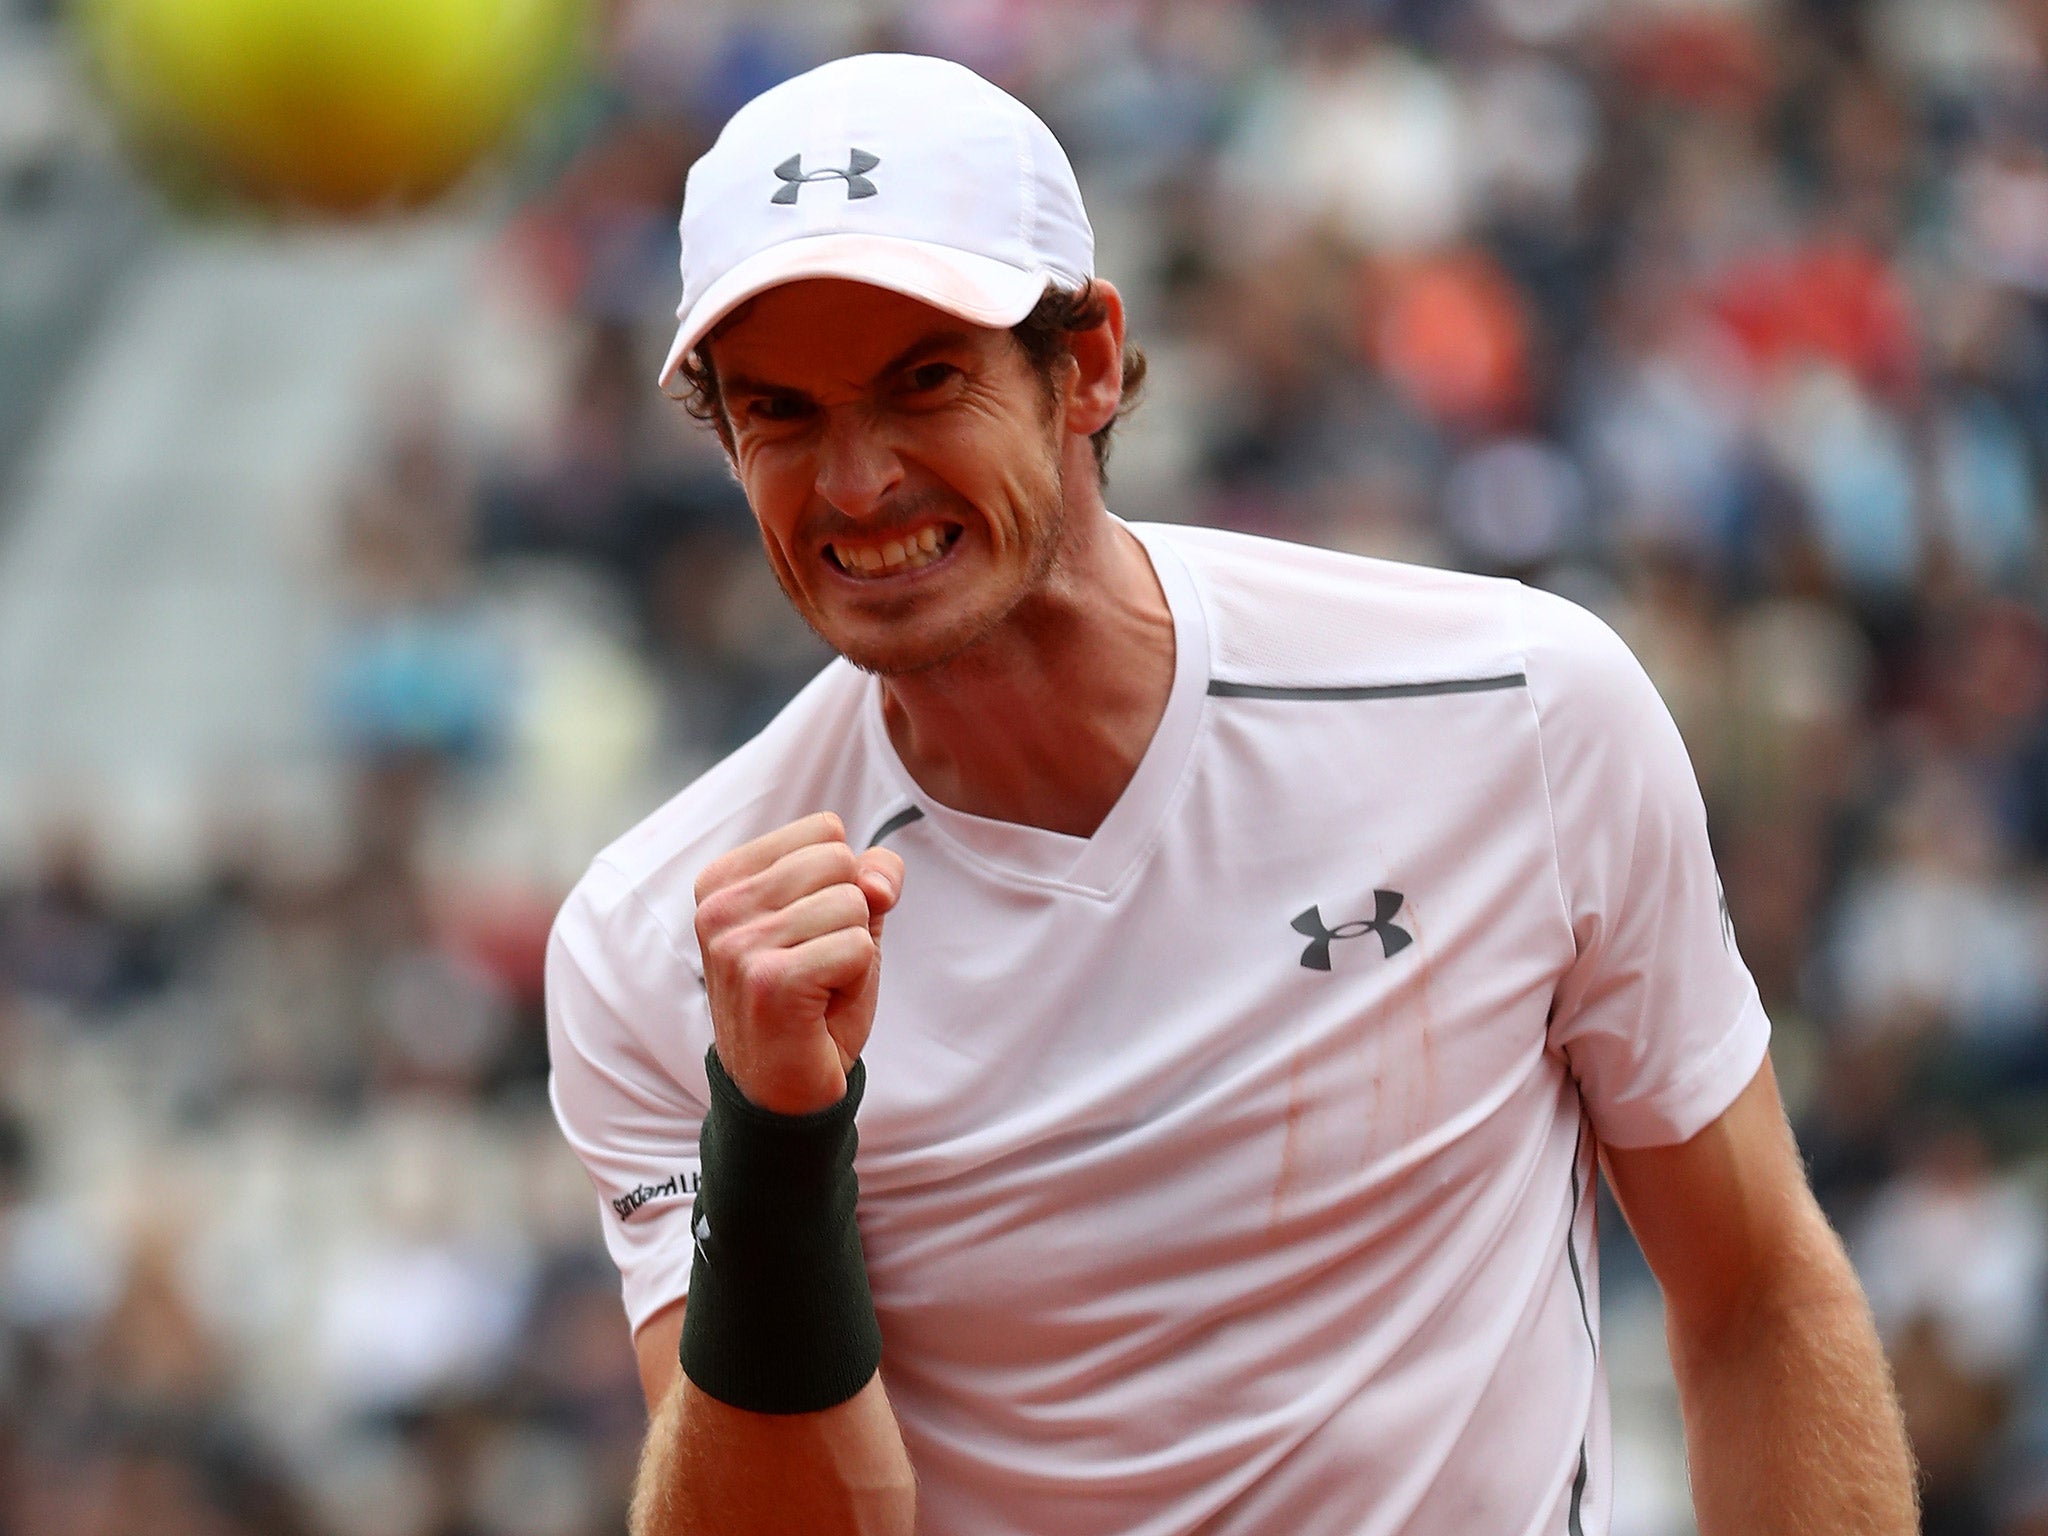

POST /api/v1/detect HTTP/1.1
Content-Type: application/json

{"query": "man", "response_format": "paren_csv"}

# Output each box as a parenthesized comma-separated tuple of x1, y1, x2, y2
(546, 52, 1916, 1536)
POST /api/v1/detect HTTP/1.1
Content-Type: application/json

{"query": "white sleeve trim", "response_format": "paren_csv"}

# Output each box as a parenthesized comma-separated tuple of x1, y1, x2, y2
(1584, 992, 1772, 1149)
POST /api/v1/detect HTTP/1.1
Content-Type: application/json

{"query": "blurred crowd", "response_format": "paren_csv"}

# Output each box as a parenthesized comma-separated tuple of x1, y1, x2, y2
(7, 0, 2048, 1531)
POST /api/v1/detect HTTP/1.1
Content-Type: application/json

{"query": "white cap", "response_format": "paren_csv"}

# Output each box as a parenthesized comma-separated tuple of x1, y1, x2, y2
(657, 53, 1095, 392)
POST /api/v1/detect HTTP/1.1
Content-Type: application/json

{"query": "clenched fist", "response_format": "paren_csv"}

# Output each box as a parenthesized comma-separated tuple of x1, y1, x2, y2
(692, 812, 905, 1115)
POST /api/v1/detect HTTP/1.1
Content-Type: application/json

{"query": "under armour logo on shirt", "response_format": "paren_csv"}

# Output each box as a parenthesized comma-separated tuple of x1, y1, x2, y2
(771, 149, 880, 204)
(1292, 892, 1412, 971)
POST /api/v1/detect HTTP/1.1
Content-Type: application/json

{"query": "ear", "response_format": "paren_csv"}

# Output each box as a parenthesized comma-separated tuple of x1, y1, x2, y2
(1062, 280, 1127, 440)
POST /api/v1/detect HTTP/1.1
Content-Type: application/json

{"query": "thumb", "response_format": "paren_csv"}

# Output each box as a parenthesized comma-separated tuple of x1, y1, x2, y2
(856, 848, 904, 938)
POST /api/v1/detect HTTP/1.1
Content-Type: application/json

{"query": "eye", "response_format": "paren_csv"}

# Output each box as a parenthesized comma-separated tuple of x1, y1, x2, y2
(744, 393, 811, 424)
(904, 361, 959, 394)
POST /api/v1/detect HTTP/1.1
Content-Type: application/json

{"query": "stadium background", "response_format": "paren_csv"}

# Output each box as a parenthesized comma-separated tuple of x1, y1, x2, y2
(2, 0, 2047, 1531)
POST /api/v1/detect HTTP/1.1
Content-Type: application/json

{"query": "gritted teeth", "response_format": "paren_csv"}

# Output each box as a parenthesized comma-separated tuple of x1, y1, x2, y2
(826, 524, 959, 577)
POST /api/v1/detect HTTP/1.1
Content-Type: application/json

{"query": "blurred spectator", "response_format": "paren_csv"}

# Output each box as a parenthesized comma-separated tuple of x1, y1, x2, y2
(329, 408, 512, 771)
(1854, 1122, 2048, 1536)
(1829, 754, 2048, 1059)
(0, 828, 159, 1012)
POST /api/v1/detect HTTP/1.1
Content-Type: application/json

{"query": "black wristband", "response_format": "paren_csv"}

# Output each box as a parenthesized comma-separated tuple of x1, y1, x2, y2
(678, 1048, 882, 1414)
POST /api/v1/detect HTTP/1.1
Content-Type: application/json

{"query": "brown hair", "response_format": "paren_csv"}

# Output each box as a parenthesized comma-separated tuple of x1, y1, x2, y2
(670, 279, 1147, 483)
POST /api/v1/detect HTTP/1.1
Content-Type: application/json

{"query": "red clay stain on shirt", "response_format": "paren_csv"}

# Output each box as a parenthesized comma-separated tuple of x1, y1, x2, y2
(1404, 898, 1440, 1137)
(1270, 1047, 1310, 1229)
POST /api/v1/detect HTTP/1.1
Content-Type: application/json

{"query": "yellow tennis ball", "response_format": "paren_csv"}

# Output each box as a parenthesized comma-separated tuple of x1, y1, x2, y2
(76, 0, 587, 214)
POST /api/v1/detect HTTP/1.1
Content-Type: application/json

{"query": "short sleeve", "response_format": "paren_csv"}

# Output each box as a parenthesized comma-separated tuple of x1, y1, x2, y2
(546, 857, 714, 1334)
(1523, 586, 1771, 1149)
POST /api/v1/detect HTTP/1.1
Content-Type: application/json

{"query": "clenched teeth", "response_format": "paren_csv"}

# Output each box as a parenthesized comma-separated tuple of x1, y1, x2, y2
(829, 524, 955, 577)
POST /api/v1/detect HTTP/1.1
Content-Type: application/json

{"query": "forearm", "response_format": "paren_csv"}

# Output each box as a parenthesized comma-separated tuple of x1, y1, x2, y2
(630, 822, 916, 1534)
(1668, 1254, 1916, 1536)
(632, 1372, 916, 1536)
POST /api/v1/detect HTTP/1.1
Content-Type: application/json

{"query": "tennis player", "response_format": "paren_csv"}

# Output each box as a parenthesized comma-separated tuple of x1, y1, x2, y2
(547, 53, 1917, 1536)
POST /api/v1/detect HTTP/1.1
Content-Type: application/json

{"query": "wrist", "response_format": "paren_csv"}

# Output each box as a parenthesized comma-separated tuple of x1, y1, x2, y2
(716, 1043, 852, 1117)
(680, 1046, 882, 1415)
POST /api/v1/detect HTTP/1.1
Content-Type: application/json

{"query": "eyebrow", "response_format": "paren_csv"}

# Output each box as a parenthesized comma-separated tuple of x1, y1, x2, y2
(718, 329, 980, 400)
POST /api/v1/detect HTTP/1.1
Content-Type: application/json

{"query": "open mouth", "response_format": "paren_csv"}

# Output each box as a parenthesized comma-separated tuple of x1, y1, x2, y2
(824, 523, 963, 580)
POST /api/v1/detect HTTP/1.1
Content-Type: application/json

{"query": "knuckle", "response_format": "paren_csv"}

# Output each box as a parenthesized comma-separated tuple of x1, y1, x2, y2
(831, 921, 876, 966)
(693, 856, 735, 905)
(735, 948, 784, 1004)
(700, 927, 746, 980)
(694, 889, 739, 944)
(696, 888, 745, 937)
(718, 877, 762, 920)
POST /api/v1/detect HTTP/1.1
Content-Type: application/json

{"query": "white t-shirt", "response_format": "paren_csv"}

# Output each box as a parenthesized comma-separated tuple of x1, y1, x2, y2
(546, 523, 1770, 1536)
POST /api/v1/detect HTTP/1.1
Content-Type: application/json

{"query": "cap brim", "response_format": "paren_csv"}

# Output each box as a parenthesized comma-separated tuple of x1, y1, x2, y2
(657, 233, 1055, 393)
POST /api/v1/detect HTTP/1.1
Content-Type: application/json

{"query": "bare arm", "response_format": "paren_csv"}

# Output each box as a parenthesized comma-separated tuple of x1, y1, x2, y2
(630, 1300, 916, 1536)
(1604, 1057, 1917, 1535)
(625, 812, 919, 1536)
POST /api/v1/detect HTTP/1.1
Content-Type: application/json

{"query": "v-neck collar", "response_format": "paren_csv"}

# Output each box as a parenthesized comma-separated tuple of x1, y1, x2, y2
(860, 523, 1210, 901)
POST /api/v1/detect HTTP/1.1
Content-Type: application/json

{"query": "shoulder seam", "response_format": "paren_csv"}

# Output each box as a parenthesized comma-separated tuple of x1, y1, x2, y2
(1516, 585, 1580, 963)
(591, 854, 706, 983)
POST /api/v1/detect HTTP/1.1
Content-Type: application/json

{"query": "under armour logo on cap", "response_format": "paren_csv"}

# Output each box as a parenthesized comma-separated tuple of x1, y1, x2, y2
(771, 149, 880, 204)
(1292, 893, 1413, 971)
(659, 55, 1095, 393)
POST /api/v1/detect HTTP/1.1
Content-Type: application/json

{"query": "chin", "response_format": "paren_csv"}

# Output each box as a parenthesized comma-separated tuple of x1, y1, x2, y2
(828, 630, 976, 678)
(819, 607, 1005, 678)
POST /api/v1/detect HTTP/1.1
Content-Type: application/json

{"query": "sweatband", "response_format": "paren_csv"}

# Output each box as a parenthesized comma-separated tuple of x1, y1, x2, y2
(678, 1047, 882, 1414)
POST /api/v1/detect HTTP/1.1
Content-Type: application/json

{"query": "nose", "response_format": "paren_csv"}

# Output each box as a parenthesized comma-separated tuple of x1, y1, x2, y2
(813, 409, 904, 520)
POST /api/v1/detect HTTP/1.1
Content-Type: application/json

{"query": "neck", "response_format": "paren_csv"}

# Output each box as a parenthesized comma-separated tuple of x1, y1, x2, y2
(877, 503, 1175, 839)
